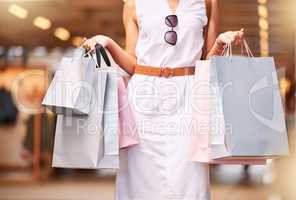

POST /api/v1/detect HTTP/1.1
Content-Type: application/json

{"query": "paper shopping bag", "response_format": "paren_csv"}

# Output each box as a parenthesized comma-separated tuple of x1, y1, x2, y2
(42, 48, 98, 115)
(52, 69, 109, 168)
(117, 77, 139, 148)
(52, 46, 120, 169)
(101, 67, 119, 156)
(191, 60, 266, 165)
(191, 41, 289, 163)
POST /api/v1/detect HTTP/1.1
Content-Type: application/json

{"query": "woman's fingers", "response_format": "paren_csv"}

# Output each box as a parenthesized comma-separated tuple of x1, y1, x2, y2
(82, 39, 91, 51)
(229, 32, 237, 44)
(239, 29, 245, 39)
(82, 35, 108, 50)
(83, 40, 98, 55)
(235, 32, 241, 45)
(238, 29, 245, 43)
(82, 36, 98, 48)
(220, 32, 233, 44)
(225, 32, 239, 44)
(217, 29, 246, 46)
(232, 30, 245, 45)
(82, 44, 91, 52)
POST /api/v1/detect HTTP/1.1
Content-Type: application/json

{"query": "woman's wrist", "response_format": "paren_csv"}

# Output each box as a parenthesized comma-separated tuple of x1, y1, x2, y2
(104, 37, 118, 54)
(207, 39, 224, 57)
(104, 37, 112, 49)
(215, 36, 225, 47)
(214, 37, 225, 51)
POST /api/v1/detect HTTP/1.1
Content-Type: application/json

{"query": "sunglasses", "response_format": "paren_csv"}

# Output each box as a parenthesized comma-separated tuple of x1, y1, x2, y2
(164, 15, 178, 46)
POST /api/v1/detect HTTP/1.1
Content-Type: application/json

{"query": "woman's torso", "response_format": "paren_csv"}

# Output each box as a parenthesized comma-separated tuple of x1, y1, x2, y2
(128, 0, 208, 117)
(135, 0, 208, 67)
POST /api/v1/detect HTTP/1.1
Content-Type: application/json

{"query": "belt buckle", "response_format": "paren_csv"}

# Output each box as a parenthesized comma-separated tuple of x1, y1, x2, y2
(160, 67, 174, 78)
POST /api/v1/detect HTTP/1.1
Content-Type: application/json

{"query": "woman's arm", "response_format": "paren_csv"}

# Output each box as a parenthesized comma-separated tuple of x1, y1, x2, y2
(205, 0, 244, 59)
(204, 0, 219, 59)
(82, 0, 138, 75)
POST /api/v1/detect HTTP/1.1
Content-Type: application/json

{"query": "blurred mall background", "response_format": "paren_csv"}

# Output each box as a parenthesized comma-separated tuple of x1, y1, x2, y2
(0, 0, 295, 200)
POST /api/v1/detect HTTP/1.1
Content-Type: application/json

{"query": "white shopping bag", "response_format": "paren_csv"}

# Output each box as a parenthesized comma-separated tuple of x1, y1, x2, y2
(42, 48, 98, 115)
(191, 40, 289, 163)
(52, 46, 119, 169)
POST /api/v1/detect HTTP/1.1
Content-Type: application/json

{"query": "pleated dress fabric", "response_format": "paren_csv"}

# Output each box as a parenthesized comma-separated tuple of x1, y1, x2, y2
(115, 0, 210, 199)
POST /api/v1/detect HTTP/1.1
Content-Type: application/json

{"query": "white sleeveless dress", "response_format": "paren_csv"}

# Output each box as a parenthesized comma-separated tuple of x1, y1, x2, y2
(115, 0, 210, 199)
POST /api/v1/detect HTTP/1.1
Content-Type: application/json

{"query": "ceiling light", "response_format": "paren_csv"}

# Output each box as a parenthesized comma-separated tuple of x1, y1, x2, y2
(54, 27, 70, 41)
(33, 16, 51, 30)
(8, 4, 28, 19)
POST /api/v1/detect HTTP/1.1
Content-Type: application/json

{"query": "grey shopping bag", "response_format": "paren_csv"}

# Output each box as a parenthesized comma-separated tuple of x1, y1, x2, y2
(207, 41, 289, 160)
(42, 48, 97, 115)
(52, 46, 119, 169)
(103, 69, 119, 157)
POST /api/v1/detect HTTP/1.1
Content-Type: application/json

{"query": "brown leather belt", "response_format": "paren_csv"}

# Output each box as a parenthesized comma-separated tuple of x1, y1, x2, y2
(135, 65, 195, 78)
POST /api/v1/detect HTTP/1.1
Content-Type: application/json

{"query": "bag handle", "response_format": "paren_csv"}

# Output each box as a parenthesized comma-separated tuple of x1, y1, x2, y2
(84, 44, 111, 68)
(95, 43, 111, 68)
(221, 39, 254, 58)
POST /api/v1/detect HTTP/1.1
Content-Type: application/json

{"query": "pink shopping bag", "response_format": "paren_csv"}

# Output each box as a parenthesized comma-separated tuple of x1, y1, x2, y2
(118, 77, 139, 149)
(190, 60, 266, 165)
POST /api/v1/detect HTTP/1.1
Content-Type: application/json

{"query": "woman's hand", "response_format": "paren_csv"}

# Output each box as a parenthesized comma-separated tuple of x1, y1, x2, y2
(216, 28, 245, 46)
(206, 29, 245, 58)
(82, 35, 111, 53)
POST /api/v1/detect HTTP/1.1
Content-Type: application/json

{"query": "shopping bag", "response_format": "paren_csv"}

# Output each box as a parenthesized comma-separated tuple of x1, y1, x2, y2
(52, 46, 120, 169)
(97, 47, 138, 150)
(191, 60, 266, 164)
(42, 48, 98, 115)
(190, 40, 289, 164)
(102, 67, 119, 156)
(117, 77, 139, 148)
(52, 72, 107, 169)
